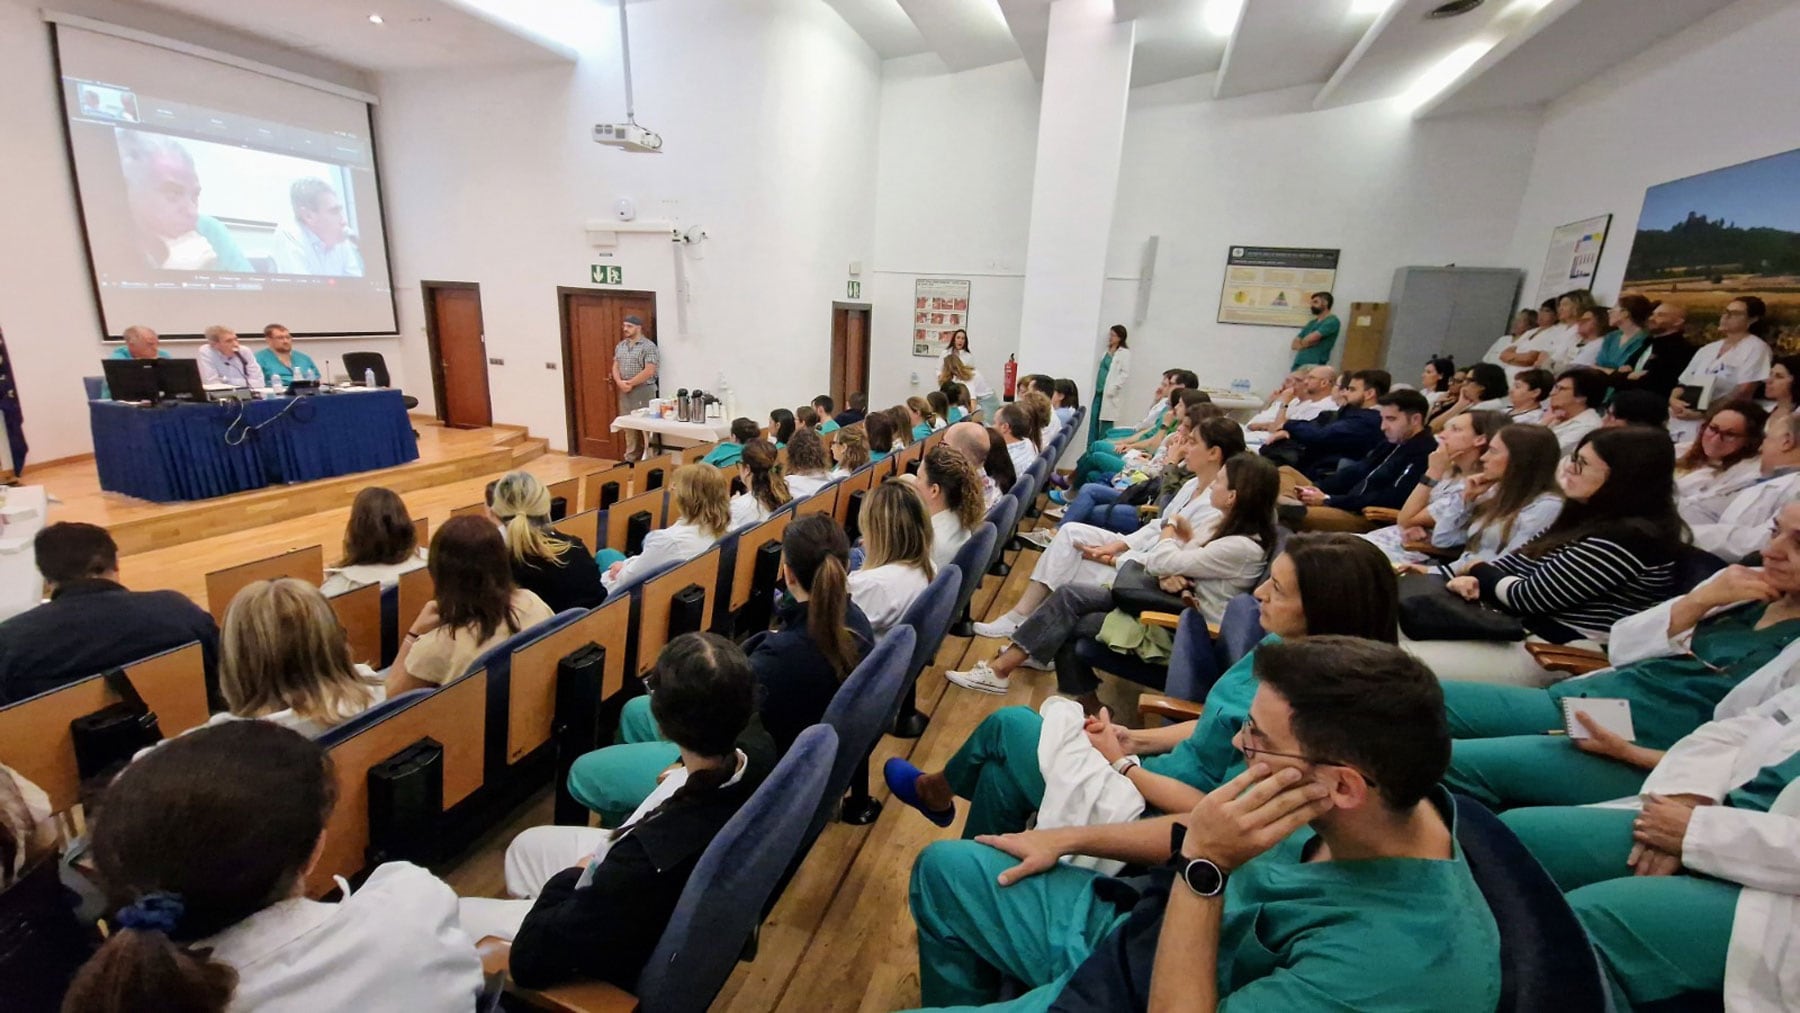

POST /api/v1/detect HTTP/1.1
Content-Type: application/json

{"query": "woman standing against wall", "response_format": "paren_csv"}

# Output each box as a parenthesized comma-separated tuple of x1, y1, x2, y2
(1091, 324, 1130, 446)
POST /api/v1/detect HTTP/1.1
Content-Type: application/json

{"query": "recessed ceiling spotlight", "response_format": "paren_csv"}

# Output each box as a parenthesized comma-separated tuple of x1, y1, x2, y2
(367, 13, 384, 24)
(1427, 0, 1485, 17)
(1201, 0, 1245, 37)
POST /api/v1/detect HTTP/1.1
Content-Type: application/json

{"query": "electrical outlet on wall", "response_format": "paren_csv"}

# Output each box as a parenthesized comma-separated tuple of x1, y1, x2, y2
(545, 362, 557, 369)
(489, 357, 504, 366)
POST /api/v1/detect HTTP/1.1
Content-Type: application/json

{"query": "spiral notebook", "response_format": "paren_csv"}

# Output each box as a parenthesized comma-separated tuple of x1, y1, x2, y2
(1562, 697, 1634, 741)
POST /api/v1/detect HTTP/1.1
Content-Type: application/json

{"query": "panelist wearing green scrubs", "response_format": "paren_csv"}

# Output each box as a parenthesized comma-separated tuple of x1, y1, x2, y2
(907, 639, 1500, 1012)
(254, 323, 320, 386)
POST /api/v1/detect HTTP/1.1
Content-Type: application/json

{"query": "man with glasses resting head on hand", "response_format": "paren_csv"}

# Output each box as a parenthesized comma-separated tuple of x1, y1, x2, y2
(906, 637, 1499, 1012)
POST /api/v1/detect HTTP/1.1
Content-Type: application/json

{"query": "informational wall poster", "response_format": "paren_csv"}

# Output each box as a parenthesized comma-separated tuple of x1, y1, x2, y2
(1536, 214, 1611, 304)
(1217, 246, 1340, 327)
(913, 278, 971, 357)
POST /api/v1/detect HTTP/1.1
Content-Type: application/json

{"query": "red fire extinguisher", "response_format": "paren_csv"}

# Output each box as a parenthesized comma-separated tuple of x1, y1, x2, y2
(1002, 354, 1018, 401)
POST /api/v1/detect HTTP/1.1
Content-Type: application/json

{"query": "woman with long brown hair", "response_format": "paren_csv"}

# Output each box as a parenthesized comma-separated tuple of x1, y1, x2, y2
(915, 444, 985, 569)
(1674, 399, 1767, 515)
(728, 438, 792, 531)
(389, 515, 554, 694)
(784, 426, 833, 499)
(320, 486, 425, 596)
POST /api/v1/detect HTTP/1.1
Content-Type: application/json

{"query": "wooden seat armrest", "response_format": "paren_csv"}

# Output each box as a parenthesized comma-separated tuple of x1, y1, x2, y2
(1140, 611, 1183, 631)
(506, 980, 639, 1013)
(1524, 643, 1610, 676)
(1136, 504, 1161, 520)
(1361, 507, 1401, 524)
(1138, 694, 1205, 723)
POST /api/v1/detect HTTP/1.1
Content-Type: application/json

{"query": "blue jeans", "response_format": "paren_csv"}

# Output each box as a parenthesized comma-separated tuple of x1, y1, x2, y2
(1061, 483, 1140, 532)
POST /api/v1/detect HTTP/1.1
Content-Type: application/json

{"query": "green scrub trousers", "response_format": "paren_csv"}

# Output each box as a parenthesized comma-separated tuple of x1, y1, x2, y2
(1439, 682, 1651, 810)
(1500, 805, 1735, 1006)
(908, 840, 1126, 1010)
(945, 707, 1048, 839)
(566, 695, 678, 827)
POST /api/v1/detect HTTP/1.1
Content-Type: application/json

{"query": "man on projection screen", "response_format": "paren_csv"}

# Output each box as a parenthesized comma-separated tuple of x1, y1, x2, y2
(117, 129, 251, 273)
(270, 178, 363, 277)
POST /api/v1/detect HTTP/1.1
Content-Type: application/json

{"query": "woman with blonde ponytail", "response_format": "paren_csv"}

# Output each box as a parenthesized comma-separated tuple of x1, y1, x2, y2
(488, 470, 604, 612)
(63, 721, 482, 1012)
(562, 515, 872, 822)
(729, 439, 792, 531)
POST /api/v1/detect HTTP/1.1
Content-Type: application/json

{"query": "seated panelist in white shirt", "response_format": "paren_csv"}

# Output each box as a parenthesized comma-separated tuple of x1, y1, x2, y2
(196, 324, 266, 388)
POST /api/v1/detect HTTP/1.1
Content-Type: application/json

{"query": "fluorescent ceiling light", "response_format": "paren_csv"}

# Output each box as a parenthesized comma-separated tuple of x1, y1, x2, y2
(1401, 39, 1493, 109)
(367, 12, 384, 24)
(1202, 0, 1245, 38)
(1350, 0, 1393, 15)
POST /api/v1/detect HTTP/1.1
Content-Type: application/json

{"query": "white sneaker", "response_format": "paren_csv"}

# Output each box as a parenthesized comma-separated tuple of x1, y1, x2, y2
(1018, 653, 1054, 671)
(972, 613, 1023, 639)
(945, 661, 1011, 695)
(1041, 505, 1066, 521)
(1019, 528, 1056, 549)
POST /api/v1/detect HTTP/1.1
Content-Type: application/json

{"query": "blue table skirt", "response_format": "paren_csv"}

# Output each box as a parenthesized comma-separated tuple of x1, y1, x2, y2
(91, 390, 420, 502)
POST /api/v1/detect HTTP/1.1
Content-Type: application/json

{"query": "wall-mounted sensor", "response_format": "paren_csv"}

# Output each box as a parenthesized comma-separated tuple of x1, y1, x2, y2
(615, 198, 638, 222)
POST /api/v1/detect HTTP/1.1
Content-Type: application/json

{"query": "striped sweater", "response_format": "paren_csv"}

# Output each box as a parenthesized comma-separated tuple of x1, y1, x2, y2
(1470, 534, 1678, 642)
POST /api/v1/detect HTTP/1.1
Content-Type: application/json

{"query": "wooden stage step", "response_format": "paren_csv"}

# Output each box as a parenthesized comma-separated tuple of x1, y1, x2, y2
(37, 418, 574, 557)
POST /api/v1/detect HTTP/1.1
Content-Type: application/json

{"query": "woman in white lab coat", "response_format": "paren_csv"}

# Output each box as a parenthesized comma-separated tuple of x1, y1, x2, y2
(1501, 677, 1800, 1010)
(63, 721, 484, 1013)
(599, 463, 731, 594)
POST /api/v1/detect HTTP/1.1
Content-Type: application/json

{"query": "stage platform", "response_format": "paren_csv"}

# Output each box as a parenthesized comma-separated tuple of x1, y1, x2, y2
(26, 418, 613, 607)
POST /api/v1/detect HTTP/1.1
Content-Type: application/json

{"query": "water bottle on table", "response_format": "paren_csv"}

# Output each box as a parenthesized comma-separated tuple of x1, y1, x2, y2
(364, 368, 377, 389)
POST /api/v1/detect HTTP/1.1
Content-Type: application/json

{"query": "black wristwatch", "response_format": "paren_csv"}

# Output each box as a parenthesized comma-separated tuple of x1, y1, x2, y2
(1180, 857, 1228, 898)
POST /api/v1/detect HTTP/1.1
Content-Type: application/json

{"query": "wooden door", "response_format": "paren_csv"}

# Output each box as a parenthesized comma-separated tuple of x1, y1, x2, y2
(562, 288, 656, 460)
(424, 282, 492, 428)
(830, 302, 871, 408)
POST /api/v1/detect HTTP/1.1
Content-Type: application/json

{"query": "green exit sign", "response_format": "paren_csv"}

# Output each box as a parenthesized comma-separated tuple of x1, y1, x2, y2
(592, 264, 624, 285)
(846, 280, 861, 299)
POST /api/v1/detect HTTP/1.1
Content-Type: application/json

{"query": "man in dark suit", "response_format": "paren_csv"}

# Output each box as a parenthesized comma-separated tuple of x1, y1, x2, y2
(0, 523, 218, 705)
(1261, 369, 1391, 478)
(1284, 388, 1437, 533)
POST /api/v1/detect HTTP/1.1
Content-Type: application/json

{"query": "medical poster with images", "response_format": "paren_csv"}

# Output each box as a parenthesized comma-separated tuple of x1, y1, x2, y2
(914, 278, 972, 357)
(1536, 214, 1611, 304)
(1217, 246, 1340, 327)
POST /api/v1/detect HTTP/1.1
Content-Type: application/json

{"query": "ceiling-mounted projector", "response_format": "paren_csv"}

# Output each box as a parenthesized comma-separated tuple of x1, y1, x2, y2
(593, 122, 662, 153)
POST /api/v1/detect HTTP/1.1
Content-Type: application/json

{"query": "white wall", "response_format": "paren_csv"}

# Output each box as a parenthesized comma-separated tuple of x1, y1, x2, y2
(868, 61, 1541, 425)
(0, 0, 406, 464)
(1504, 0, 1800, 305)
(376, 0, 882, 448)
(865, 56, 1041, 411)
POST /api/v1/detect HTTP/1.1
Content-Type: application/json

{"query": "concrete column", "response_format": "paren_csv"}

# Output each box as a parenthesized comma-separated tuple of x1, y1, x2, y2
(1014, 0, 1134, 394)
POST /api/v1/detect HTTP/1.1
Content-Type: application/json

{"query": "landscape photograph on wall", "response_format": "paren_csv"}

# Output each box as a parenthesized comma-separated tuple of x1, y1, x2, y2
(1623, 146, 1800, 348)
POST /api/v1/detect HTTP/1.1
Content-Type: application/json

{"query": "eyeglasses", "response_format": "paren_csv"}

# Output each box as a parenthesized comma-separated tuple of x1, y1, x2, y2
(1703, 423, 1748, 441)
(1240, 719, 1377, 785)
(1566, 453, 1590, 474)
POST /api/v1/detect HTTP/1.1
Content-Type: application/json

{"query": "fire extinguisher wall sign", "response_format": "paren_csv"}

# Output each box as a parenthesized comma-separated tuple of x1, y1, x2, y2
(1002, 354, 1018, 401)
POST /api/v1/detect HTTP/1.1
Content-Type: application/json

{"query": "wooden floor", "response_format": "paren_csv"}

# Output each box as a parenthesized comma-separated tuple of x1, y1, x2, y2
(441, 514, 1146, 1013)
(32, 419, 610, 605)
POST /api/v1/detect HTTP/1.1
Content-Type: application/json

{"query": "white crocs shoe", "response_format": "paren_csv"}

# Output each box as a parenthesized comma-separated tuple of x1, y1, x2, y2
(972, 613, 1023, 639)
(1019, 528, 1057, 549)
(945, 661, 1011, 695)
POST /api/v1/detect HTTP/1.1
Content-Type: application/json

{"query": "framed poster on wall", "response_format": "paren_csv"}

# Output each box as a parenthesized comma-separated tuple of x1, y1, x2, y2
(1217, 246, 1340, 327)
(1536, 214, 1611, 304)
(913, 278, 971, 358)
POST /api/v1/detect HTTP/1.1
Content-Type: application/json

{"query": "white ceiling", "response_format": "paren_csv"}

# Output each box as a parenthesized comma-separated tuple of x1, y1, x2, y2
(121, 0, 1755, 115)
(827, 0, 1754, 116)
(124, 0, 578, 71)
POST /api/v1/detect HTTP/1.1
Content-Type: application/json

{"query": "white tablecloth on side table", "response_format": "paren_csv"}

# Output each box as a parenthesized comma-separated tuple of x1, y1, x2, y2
(0, 486, 49, 622)
(610, 413, 736, 448)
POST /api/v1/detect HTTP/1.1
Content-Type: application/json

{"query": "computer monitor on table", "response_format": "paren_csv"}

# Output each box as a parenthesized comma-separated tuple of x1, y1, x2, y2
(101, 358, 209, 403)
